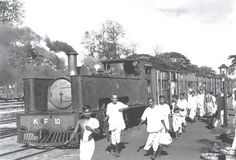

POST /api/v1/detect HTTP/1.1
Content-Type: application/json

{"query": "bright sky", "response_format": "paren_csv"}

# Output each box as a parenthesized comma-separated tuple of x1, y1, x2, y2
(22, 0, 236, 72)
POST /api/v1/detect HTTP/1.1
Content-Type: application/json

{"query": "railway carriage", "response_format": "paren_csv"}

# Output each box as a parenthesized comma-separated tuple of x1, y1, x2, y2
(17, 52, 235, 147)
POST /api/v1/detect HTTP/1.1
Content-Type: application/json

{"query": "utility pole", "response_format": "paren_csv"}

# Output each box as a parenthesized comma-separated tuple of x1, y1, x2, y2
(223, 77, 228, 126)
(219, 64, 228, 127)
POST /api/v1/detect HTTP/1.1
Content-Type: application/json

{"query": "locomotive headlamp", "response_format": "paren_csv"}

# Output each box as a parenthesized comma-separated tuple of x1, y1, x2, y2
(93, 62, 104, 72)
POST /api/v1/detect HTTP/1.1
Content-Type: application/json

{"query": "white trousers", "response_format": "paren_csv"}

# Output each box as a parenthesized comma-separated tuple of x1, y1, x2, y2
(144, 130, 163, 151)
(80, 138, 95, 160)
(220, 110, 224, 125)
(198, 105, 205, 117)
(164, 116, 170, 130)
(181, 116, 186, 126)
(172, 115, 182, 132)
(111, 129, 122, 145)
(189, 108, 196, 120)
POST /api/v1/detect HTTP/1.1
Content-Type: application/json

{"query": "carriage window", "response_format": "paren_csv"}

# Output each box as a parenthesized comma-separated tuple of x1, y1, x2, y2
(145, 66, 151, 75)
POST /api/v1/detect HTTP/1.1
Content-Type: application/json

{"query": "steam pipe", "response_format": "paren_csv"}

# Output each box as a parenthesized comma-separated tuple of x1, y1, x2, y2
(66, 52, 78, 76)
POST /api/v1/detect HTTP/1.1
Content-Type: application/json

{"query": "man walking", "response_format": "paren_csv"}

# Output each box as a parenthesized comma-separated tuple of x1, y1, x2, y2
(197, 90, 205, 118)
(176, 93, 188, 132)
(65, 105, 100, 160)
(159, 95, 171, 130)
(188, 91, 198, 123)
(106, 93, 128, 158)
(138, 96, 168, 160)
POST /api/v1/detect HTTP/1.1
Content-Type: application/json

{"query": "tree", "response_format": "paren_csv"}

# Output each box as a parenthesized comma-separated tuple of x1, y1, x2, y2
(120, 43, 138, 57)
(153, 45, 163, 57)
(0, 0, 24, 26)
(197, 66, 216, 76)
(0, 25, 66, 86)
(81, 31, 97, 58)
(228, 55, 236, 75)
(157, 52, 192, 71)
(81, 20, 137, 60)
(98, 20, 124, 59)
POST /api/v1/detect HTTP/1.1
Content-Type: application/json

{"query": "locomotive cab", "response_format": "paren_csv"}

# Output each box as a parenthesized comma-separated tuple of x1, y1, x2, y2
(102, 59, 141, 77)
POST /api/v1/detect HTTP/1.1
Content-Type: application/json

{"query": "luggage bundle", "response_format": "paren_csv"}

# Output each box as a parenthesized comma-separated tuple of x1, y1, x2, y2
(200, 144, 236, 160)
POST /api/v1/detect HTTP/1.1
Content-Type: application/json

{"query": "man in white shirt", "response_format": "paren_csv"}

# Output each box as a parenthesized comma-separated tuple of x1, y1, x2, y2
(172, 97, 182, 138)
(106, 93, 128, 158)
(65, 105, 100, 160)
(197, 90, 205, 118)
(176, 93, 188, 132)
(138, 96, 168, 160)
(188, 91, 198, 122)
(205, 91, 216, 127)
(159, 95, 171, 130)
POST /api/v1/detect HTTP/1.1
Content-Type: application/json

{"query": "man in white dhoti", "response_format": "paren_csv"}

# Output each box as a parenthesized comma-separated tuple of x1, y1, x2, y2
(176, 93, 188, 132)
(205, 91, 216, 127)
(106, 93, 128, 158)
(159, 96, 171, 130)
(197, 90, 205, 118)
(172, 97, 183, 138)
(188, 91, 198, 122)
(65, 105, 100, 160)
(138, 96, 168, 160)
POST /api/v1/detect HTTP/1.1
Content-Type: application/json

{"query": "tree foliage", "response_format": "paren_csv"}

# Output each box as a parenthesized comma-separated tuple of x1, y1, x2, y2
(197, 66, 216, 76)
(128, 52, 216, 76)
(0, 0, 24, 26)
(228, 55, 236, 75)
(157, 52, 192, 71)
(0, 24, 66, 86)
(81, 20, 137, 59)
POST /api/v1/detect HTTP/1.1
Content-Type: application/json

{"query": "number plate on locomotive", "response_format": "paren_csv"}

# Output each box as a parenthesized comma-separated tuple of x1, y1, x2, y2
(19, 114, 75, 130)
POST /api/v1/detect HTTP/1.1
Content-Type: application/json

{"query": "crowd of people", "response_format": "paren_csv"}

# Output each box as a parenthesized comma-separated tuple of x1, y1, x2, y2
(64, 90, 236, 160)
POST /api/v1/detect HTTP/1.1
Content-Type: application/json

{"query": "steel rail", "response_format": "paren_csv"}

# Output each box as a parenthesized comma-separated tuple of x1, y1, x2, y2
(0, 147, 31, 157)
(14, 147, 56, 160)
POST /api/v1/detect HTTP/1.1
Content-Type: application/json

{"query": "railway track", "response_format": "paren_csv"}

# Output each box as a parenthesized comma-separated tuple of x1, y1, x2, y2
(0, 101, 24, 110)
(0, 146, 56, 160)
(0, 117, 17, 124)
(0, 101, 25, 139)
(0, 127, 17, 139)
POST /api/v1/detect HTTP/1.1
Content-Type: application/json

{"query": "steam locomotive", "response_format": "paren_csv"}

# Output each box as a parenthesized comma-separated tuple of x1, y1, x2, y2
(17, 52, 235, 147)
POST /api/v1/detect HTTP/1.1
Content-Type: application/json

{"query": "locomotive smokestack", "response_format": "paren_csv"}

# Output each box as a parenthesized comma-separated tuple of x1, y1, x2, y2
(67, 52, 78, 76)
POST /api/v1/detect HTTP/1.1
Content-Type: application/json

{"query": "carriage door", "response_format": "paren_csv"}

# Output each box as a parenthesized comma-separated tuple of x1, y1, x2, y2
(144, 65, 152, 97)
(160, 71, 169, 104)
